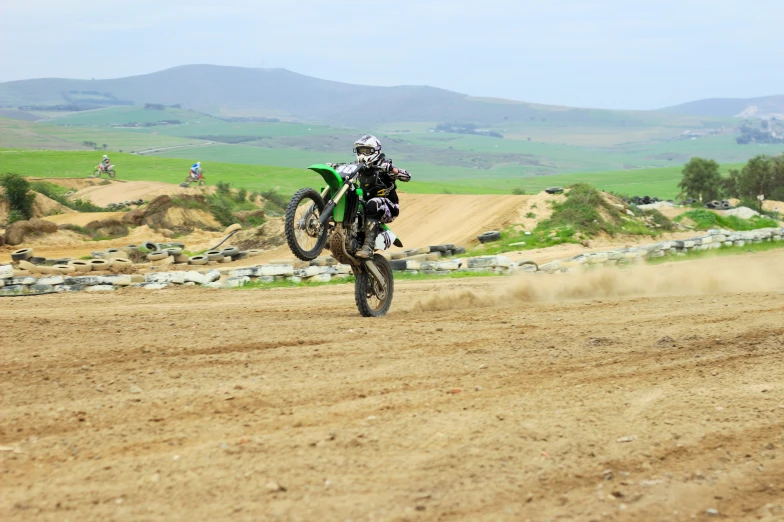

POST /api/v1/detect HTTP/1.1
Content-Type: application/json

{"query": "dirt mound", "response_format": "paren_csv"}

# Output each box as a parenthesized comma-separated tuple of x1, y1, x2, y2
(233, 209, 266, 225)
(3, 217, 60, 245)
(71, 180, 212, 207)
(44, 211, 127, 227)
(123, 194, 220, 232)
(26, 177, 108, 191)
(392, 192, 532, 248)
(232, 217, 285, 250)
(0, 190, 74, 223)
(84, 217, 129, 238)
(511, 190, 567, 231)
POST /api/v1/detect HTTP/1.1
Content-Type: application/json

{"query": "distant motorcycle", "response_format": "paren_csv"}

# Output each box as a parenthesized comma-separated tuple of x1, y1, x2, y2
(92, 164, 117, 179)
(180, 171, 205, 187)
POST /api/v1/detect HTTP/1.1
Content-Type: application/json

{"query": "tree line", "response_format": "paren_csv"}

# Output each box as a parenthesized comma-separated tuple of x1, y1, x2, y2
(678, 154, 784, 205)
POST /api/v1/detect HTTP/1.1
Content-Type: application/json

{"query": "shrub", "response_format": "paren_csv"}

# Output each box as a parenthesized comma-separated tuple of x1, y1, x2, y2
(216, 181, 232, 197)
(261, 190, 289, 215)
(511, 188, 526, 195)
(235, 188, 248, 203)
(642, 209, 676, 231)
(1, 173, 36, 222)
(209, 199, 235, 227)
(542, 183, 616, 236)
(674, 209, 779, 231)
(7, 209, 27, 225)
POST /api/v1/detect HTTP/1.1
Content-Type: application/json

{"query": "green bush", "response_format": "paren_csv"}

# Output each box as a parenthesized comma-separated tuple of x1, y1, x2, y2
(7, 209, 27, 224)
(235, 188, 248, 203)
(216, 181, 232, 196)
(1, 173, 36, 221)
(675, 209, 779, 231)
(209, 199, 235, 227)
(170, 196, 209, 211)
(543, 183, 617, 236)
(642, 209, 676, 231)
(261, 190, 289, 214)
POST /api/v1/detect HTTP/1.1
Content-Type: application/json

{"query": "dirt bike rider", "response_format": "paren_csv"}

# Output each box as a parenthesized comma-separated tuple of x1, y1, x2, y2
(342, 135, 411, 259)
(189, 162, 202, 181)
(100, 155, 111, 172)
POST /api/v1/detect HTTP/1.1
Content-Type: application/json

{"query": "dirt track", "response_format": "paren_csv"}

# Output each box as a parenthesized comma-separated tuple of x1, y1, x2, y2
(2, 252, 784, 521)
(70, 181, 211, 207)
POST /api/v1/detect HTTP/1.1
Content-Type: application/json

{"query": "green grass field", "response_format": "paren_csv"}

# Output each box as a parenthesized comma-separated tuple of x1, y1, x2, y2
(0, 148, 749, 200)
(0, 149, 314, 195)
(0, 117, 207, 151)
(4, 110, 784, 186)
(43, 106, 224, 126)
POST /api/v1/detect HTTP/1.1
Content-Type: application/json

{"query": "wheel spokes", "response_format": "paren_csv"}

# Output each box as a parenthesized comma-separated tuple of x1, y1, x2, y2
(293, 200, 322, 252)
(365, 266, 388, 312)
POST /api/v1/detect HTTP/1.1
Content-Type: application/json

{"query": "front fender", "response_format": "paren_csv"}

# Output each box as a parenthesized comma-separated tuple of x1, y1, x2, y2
(308, 164, 343, 193)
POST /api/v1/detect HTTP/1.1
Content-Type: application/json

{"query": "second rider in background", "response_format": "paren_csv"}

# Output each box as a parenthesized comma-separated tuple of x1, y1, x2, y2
(189, 161, 203, 181)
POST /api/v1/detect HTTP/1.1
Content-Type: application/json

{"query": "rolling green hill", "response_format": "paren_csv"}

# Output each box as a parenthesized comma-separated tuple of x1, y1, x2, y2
(45, 106, 223, 126)
(3, 114, 783, 184)
(0, 117, 202, 151)
(661, 95, 784, 118)
(0, 64, 734, 132)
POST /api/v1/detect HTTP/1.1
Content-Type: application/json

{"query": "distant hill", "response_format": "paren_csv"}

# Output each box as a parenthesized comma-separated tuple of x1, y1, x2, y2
(661, 95, 784, 118)
(0, 64, 715, 129)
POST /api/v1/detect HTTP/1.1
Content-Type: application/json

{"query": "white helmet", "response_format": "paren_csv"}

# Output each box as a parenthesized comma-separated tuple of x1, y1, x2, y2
(354, 135, 382, 166)
(103, 155, 108, 160)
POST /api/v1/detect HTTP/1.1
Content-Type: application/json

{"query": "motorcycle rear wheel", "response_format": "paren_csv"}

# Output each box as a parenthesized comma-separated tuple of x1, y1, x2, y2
(285, 187, 327, 261)
(355, 254, 394, 317)
(108, 170, 116, 179)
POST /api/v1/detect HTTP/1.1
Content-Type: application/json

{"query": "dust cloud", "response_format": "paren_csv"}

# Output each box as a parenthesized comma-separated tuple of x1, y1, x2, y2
(410, 256, 783, 312)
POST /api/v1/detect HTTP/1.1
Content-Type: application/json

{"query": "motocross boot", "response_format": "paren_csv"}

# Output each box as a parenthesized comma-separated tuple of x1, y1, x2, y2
(356, 218, 380, 259)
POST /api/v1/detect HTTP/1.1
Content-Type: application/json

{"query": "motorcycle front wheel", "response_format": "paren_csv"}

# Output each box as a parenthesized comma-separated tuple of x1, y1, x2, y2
(92, 170, 101, 178)
(285, 187, 327, 261)
(355, 254, 394, 317)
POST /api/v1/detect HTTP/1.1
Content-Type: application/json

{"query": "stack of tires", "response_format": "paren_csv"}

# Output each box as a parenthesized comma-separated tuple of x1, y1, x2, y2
(626, 195, 661, 206)
(139, 240, 252, 266)
(9, 247, 133, 275)
(704, 200, 732, 210)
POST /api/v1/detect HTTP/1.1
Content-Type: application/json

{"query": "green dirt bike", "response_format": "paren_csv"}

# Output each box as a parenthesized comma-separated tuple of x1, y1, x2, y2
(284, 163, 402, 317)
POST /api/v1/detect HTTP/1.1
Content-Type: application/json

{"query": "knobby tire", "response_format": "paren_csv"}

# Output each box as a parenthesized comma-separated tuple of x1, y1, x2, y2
(285, 187, 327, 261)
(354, 254, 394, 317)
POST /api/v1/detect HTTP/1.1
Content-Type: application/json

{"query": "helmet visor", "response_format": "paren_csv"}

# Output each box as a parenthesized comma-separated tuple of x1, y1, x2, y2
(355, 146, 375, 156)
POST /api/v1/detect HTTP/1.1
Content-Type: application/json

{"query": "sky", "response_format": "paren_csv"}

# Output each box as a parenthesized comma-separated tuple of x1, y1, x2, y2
(1, 0, 782, 110)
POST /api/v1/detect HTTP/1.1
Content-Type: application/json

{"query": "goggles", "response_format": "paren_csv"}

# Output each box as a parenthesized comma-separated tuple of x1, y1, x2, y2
(355, 146, 375, 155)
